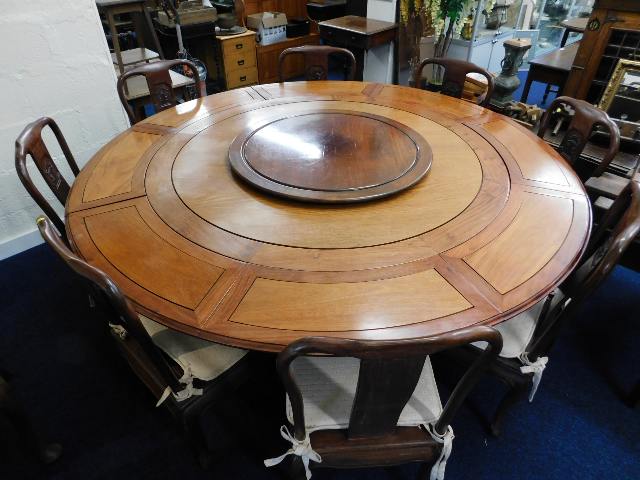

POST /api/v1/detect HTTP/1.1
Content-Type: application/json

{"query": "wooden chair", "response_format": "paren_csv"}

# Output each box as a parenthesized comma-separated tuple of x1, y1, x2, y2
(37, 216, 251, 466)
(117, 59, 206, 124)
(264, 327, 502, 479)
(278, 45, 357, 82)
(537, 96, 620, 185)
(414, 58, 495, 107)
(15, 117, 80, 243)
(449, 180, 640, 436)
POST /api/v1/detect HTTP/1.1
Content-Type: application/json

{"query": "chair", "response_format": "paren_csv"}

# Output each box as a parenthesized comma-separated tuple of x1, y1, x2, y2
(36, 215, 250, 466)
(413, 58, 495, 107)
(453, 180, 640, 435)
(117, 59, 206, 124)
(537, 96, 620, 185)
(264, 327, 502, 479)
(278, 45, 357, 82)
(15, 117, 80, 243)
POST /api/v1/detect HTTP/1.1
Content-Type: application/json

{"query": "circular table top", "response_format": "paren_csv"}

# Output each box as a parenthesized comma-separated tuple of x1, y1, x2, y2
(66, 81, 591, 352)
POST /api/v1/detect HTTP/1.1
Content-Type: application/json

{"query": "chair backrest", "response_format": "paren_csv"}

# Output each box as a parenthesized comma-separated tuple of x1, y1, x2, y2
(117, 59, 205, 124)
(278, 326, 502, 442)
(234, 0, 246, 26)
(530, 180, 640, 356)
(278, 45, 357, 82)
(15, 117, 80, 240)
(36, 215, 182, 395)
(537, 96, 620, 181)
(414, 57, 495, 106)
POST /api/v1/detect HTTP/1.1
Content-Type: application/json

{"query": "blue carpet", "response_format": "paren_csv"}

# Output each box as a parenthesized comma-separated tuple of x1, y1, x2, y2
(1, 244, 639, 479)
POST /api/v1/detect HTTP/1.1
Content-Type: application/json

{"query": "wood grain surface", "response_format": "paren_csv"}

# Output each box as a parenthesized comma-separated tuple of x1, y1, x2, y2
(65, 82, 591, 351)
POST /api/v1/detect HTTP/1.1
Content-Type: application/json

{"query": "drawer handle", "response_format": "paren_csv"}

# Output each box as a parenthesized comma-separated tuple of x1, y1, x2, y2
(238, 59, 245, 66)
(235, 43, 243, 50)
(240, 75, 247, 81)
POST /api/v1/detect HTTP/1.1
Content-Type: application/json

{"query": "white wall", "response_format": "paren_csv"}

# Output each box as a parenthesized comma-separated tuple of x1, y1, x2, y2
(365, 0, 396, 84)
(0, 0, 128, 260)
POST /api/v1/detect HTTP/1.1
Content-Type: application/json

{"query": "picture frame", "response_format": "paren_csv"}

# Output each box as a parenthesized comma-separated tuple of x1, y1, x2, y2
(598, 58, 640, 142)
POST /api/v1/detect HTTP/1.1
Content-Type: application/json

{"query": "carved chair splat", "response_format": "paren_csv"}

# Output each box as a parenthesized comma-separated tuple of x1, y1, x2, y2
(278, 45, 357, 83)
(117, 59, 206, 124)
(15, 117, 80, 242)
(537, 96, 620, 183)
(414, 57, 495, 106)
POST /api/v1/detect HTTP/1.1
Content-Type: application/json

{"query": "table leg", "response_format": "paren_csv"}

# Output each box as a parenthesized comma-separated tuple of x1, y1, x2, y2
(353, 48, 365, 82)
(560, 29, 570, 47)
(521, 73, 534, 103)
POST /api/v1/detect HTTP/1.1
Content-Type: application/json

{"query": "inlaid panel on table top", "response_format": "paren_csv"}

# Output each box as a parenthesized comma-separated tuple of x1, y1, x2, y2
(65, 81, 591, 352)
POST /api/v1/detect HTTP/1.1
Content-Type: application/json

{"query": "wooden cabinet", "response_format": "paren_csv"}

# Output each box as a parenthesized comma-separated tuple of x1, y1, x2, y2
(217, 30, 259, 89)
(255, 33, 321, 83)
(564, 0, 640, 102)
(237, 0, 322, 84)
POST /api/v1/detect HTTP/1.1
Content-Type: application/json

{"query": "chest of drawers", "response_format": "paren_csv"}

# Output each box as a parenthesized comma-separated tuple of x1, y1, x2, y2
(217, 30, 259, 89)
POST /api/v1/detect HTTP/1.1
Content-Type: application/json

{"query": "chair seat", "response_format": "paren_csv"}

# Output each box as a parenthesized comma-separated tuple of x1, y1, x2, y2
(285, 356, 443, 432)
(474, 290, 564, 358)
(139, 315, 248, 382)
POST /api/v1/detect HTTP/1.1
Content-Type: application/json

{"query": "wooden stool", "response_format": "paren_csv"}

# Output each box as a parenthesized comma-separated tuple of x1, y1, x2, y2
(96, 0, 164, 76)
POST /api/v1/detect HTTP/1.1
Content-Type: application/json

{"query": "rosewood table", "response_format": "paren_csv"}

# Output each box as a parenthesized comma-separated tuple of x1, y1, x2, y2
(66, 81, 591, 352)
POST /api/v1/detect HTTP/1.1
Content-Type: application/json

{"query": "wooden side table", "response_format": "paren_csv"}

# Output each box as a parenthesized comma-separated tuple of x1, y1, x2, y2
(96, 0, 164, 76)
(520, 42, 579, 105)
(216, 30, 259, 90)
(318, 15, 397, 81)
(560, 17, 588, 47)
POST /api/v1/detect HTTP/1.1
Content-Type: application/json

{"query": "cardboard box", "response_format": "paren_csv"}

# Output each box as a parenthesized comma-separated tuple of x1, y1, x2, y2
(247, 12, 288, 30)
(247, 12, 288, 45)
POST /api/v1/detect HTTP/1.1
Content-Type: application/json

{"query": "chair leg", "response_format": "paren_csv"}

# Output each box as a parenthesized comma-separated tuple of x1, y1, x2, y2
(490, 384, 529, 437)
(628, 381, 640, 408)
(417, 462, 431, 480)
(288, 456, 307, 480)
(0, 391, 62, 464)
(183, 408, 212, 469)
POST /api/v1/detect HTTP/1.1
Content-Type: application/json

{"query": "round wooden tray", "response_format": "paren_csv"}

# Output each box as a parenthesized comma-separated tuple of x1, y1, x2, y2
(228, 110, 432, 203)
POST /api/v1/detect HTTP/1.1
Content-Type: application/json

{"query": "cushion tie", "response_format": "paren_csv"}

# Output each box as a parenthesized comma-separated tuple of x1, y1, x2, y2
(425, 424, 454, 480)
(155, 366, 204, 407)
(519, 354, 548, 402)
(108, 322, 127, 340)
(264, 425, 322, 479)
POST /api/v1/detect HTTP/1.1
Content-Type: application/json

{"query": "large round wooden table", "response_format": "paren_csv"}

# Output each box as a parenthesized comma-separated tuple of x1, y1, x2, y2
(66, 81, 591, 352)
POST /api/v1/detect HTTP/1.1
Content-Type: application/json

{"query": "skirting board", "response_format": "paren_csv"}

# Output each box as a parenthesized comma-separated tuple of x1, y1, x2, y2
(0, 228, 44, 261)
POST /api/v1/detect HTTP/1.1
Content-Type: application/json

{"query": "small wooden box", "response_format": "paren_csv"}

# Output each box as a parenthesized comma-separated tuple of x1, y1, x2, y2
(217, 30, 259, 90)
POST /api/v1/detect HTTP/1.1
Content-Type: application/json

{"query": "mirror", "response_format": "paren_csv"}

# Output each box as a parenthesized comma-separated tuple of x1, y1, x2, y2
(599, 59, 640, 141)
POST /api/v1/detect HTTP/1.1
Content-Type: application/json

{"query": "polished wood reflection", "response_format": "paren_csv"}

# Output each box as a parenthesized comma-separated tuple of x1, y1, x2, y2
(66, 82, 591, 352)
(229, 111, 432, 203)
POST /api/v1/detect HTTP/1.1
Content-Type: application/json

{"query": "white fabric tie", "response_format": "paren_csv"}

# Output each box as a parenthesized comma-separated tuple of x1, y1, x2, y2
(264, 425, 322, 479)
(156, 367, 203, 407)
(108, 323, 127, 340)
(519, 354, 548, 402)
(425, 424, 454, 480)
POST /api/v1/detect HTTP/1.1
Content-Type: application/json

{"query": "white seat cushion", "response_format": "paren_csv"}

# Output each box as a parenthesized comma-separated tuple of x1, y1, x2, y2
(139, 315, 248, 382)
(285, 356, 443, 432)
(475, 290, 565, 358)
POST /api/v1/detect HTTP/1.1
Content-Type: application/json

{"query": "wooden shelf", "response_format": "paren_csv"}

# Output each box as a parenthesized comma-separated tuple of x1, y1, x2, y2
(112, 48, 160, 66)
